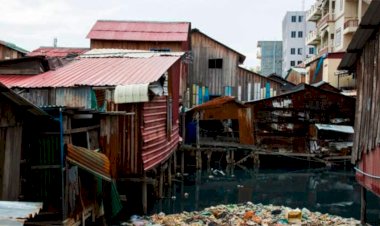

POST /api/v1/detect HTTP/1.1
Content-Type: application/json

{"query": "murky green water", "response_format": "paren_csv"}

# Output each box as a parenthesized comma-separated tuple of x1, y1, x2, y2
(151, 167, 380, 224)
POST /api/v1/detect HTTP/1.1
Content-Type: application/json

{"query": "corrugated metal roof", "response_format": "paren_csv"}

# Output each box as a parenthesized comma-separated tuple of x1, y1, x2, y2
(1, 54, 181, 88)
(190, 96, 245, 112)
(67, 144, 111, 181)
(0, 40, 29, 54)
(114, 84, 149, 103)
(86, 20, 190, 42)
(27, 47, 89, 57)
(315, 124, 354, 134)
(0, 201, 42, 226)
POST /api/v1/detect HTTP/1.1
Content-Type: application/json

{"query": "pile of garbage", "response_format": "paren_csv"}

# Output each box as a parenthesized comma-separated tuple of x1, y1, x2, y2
(128, 202, 360, 225)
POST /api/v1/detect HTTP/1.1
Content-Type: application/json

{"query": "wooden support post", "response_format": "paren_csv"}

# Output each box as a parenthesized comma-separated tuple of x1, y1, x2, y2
(142, 173, 148, 215)
(196, 112, 200, 149)
(196, 149, 202, 170)
(181, 150, 185, 176)
(231, 149, 235, 164)
(168, 156, 172, 187)
(361, 186, 367, 225)
(173, 149, 177, 175)
(159, 166, 164, 199)
(207, 151, 212, 174)
(226, 150, 231, 164)
(253, 153, 260, 169)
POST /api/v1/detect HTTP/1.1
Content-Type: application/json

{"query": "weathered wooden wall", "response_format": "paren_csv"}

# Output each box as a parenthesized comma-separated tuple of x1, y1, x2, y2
(0, 44, 25, 60)
(18, 87, 93, 108)
(90, 39, 188, 52)
(352, 30, 380, 163)
(189, 31, 241, 97)
(0, 96, 23, 200)
(236, 67, 281, 101)
(286, 70, 305, 85)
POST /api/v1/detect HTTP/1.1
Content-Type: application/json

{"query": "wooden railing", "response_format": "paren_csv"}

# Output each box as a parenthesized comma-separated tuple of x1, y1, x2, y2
(344, 19, 359, 29)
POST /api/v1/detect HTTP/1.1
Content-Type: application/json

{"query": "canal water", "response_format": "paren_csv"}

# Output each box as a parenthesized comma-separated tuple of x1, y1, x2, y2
(150, 167, 380, 225)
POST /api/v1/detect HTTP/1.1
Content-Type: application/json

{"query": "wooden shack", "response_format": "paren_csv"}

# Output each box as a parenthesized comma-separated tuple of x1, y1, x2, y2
(338, 1, 380, 223)
(0, 40, 28, 60)
(0, 49, 184, 214)
(189, 29, 282, 106)
(87, 20, 191, 52)
(187, 96, 253, 145)
(86, 20, 190, 103)
(245, 84, 355, 154)
(0, 83, 48, 201)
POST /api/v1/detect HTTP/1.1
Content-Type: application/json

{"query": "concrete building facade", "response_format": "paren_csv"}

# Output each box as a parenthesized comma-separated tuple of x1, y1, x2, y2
(282, 11, 316, 76)
(257, 41, 283, 76)
(304, 0, 370, 90)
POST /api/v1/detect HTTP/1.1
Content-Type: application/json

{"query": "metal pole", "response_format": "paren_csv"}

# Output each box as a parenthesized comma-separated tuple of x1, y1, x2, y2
(59, 108, 66, 220)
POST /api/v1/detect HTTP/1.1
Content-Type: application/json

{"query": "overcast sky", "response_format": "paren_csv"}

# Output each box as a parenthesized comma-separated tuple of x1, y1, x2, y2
(0, 0, 314, 67)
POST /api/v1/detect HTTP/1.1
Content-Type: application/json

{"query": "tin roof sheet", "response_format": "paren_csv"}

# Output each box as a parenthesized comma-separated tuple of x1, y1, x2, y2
(0, 53, 181, 88)
(87, 20, 190, 42)
(67, 144, 111, 181)
(190, 96, 245, 112)
(27, 47, 89, 57)
(0, 201, 42, 226)
(0, 40, 29, 54)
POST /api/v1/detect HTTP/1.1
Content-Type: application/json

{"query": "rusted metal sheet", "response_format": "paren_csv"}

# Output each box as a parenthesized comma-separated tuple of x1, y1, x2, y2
(99, 115, 122, 178)
(141, 96, 179, 171)
(67, 144, 111, 181)
(356, 147, 380, 197)
(189, 97, 254, 145)
(4, 56, 180, 88)
(87, 20, 190, 42)
(27, 47, 89, 57)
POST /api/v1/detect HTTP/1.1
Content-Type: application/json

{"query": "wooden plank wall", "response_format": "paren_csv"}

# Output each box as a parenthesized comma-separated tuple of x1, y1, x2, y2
(0, 44, 24, 60)
(0, 96, 23, 200)
(286, 70, 305, 85)
(189, 32, 240, 96)
(352, 30, 380, 162)
(90, 40, 184, 52)
(236, 67, 281, 101)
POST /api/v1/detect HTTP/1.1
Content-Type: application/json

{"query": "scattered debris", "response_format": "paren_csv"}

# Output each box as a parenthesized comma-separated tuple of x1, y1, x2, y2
(126, 202, 360, 225)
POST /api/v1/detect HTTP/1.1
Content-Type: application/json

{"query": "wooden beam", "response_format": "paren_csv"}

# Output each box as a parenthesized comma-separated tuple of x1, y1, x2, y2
(361, 186, 367, 225)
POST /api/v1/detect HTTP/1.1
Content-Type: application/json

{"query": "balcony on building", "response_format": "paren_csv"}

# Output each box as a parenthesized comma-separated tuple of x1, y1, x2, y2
(306, 30, 321, 45)
(306, 0, 322, 22)
(343, 18, 359, 34)
(317, 12, 335, 31)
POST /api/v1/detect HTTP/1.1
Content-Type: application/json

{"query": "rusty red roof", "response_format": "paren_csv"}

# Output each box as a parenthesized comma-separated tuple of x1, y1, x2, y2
(86, 20, 190, 42)
(190, 96, 245, 112)
(0, 55, 180, 88)
(27, 47, 89, 57)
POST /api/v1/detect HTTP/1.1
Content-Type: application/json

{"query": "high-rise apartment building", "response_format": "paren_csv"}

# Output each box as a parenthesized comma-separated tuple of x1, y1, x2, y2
(257, 41, 283, 76)
(282, 11, 316, 76)
(305, 0, 370, 89)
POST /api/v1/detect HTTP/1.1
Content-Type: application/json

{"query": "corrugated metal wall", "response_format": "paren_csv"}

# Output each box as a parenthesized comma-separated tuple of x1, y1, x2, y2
(17, 87, 92, 108)
(141, 96, 179, 171)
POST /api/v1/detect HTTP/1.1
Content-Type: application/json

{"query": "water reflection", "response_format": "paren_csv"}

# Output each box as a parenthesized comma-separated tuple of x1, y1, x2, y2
(151, 167, 380, 224)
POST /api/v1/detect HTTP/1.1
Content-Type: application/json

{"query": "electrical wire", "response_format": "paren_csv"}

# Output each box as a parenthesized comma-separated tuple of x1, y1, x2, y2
(354, 166, 380, 180)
